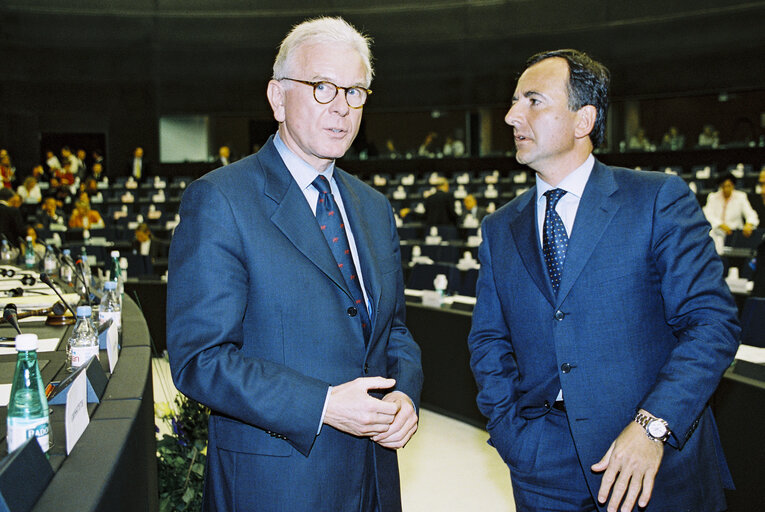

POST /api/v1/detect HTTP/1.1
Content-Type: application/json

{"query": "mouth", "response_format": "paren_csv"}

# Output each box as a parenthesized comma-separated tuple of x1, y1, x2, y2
(326, 128, 347, 136)
(514, 133, 530, 143)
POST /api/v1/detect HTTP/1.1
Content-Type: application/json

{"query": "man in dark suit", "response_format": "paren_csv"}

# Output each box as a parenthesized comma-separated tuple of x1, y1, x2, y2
(0, 188, 26, 246)
(128, 146, 149, 182)
(166, 17, 422, 512)
(468, 50, 739, 511)
(424, 177, 458, 226)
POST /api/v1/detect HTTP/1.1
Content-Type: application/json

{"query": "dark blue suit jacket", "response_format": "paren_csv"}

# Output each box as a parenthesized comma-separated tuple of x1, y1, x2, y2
(468, 160, 739, 510)
(167, 137, 423, 511)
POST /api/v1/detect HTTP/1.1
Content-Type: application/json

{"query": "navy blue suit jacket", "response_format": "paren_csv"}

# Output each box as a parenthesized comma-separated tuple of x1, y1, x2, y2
(468, 160, 739, 510)
(167, 137, 423, 511)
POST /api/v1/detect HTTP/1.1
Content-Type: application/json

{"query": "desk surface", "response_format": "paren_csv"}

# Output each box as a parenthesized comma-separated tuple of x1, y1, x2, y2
(0, 277, 158, 512)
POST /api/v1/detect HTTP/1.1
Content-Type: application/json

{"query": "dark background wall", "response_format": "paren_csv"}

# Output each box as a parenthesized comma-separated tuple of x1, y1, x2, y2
(1, 0, 764, 173)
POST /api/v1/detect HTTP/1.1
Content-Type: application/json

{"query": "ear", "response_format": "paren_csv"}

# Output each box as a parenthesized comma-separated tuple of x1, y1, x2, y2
(267, 80, 286, 123)
(574, 105, 597, 140)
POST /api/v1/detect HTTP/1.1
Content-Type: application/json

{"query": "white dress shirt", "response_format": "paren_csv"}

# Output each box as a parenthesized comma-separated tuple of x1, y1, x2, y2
(273, 131, 371, 434)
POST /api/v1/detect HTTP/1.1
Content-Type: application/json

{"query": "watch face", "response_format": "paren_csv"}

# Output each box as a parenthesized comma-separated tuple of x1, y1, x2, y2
(647, 420, 667, 438)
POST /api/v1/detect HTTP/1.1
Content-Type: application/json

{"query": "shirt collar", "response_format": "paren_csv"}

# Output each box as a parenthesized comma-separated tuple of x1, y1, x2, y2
(536, 154, 595, 203)
(273, 131, 335, 191)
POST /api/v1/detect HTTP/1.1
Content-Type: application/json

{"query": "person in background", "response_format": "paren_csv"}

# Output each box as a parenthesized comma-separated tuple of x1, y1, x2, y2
(461, 194, 487, 223)
(697, 124, 720, 148)
(0, 154, 14, 189)
(660, 126, 685, 150)
(21, 225, 46, 261)
(212, 145, 232, 168)
(68, 200, 105, 229)
(0, 188, 26, 245)
(88, 162, 105, 182)
(627, 128, 651, 151)
(468, 49, 739, 512)
(424, 177, 458, 226)
(17, 176, 42, 205)
(129, 146, 149, 182)
(131, 222, 167, 261)
(45, 151, 62, 174)
(166, 17, 422, 511)
(703, 172, 759, 253)
(35, 197, 65, 230)
(418, 131, 438, 157)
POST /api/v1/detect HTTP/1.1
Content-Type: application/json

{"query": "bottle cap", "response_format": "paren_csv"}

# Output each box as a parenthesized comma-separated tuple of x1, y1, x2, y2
(15, 333, 38, 351)
(76, 305, 92, 317)
(110, 250, 120, 257)
(104, 281, 117, 290)
(63, 249, 70, 255)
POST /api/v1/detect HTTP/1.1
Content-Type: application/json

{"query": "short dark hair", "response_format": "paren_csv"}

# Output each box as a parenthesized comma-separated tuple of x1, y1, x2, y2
(717, 172, 736, 187)
(525, 49, 610, 148)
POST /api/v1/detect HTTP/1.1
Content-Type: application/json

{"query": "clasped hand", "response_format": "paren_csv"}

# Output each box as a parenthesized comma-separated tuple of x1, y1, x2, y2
(323, 377, 418, 449)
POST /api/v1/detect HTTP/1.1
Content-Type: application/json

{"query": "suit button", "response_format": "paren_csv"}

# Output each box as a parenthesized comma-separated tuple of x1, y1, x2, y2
(363, 363, 369, 374)
(347, 307, 358, 317)
(561, 363, 572, 373)
(544, 400, 550, 409)
(554, 310, 565, 321)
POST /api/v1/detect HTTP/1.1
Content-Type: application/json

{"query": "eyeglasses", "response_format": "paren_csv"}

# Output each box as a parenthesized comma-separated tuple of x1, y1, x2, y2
(280, 78, 371, 109)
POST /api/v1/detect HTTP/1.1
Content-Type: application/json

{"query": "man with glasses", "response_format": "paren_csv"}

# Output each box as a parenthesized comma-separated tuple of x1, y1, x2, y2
(167, 17, 422, 512)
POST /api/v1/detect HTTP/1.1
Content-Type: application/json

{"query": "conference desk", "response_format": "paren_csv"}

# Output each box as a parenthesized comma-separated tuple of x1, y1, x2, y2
(0, 290, 158, 512)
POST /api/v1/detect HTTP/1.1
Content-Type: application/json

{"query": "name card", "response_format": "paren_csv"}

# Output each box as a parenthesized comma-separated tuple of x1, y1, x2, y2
(65, 370, 90, 455)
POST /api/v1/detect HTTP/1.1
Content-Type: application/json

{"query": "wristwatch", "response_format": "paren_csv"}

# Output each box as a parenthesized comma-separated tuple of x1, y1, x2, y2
(634, 412, 671, 443)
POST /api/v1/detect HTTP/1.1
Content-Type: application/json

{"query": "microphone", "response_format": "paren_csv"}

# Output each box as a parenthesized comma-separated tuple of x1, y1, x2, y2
(51, 246, 85, 289)
(75, 258, 93, 307)
(3, 303, 21, 335)
(39, 273, 78, 318)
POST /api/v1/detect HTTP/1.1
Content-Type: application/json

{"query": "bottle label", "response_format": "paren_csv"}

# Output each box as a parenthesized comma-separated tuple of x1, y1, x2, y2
(71, 345, 99, 368)
(7, 417, 50, 453)
(44, 259, 57, 273)
(99, 311, 121, 331)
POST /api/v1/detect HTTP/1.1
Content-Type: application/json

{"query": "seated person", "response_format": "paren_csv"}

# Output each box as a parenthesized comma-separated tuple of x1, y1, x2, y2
(17, 176, 42, 204)
(461, 194, 487, 223)
(749, 168, 765, 223)
(68, 200, 105, 229)
(21, 226, 46, 261)
(132, 223, 168, 260)
(35, 197, 65, 230)
(703, 173, 759, 237)
(0, 188, 25, 244)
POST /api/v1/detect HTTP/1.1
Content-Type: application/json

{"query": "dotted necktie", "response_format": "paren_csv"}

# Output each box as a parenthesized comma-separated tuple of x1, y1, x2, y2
(543, 188, 568, 293)
(312, 175, 371, 342)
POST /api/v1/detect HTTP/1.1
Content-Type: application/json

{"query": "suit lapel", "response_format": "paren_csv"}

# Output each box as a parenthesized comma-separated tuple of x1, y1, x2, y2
(508, 189, 556, 307)
(260, 140, 350, 298)
(556, 161, 620, 305)
(334, 170, 383, 338)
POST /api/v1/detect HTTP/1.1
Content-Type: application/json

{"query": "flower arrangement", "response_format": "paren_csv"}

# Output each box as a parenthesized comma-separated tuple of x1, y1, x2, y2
(155, 393, 210, 511)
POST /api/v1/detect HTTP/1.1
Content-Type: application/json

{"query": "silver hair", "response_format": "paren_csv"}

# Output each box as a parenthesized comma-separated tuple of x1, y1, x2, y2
(272, 17, 373, 87)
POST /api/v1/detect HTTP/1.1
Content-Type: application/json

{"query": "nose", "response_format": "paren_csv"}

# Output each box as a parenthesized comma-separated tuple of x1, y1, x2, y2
(329, 90, 350, 116)
(505, 103, 521, 127)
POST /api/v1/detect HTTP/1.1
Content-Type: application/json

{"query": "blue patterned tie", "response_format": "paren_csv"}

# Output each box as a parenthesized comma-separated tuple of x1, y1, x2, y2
(313, 175, 371, 342)
(543, 188, 568, 293)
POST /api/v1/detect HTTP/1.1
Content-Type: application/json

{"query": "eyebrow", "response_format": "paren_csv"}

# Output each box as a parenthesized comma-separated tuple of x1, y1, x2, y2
(512, 90, 545, 102)
(310, 75, 366, 88)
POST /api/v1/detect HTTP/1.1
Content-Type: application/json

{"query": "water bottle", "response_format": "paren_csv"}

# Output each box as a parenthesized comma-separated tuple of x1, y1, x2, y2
(79, 247, 92, 288)
(0, 239, 13, 265)
(109, 250, 124, 306)
(24, 236, 36, 269)
(43, 245, 58, 276)
(60, 248, 74, 284)
(7, 333, 51, 454)
(67, 306, 99, 371)
(99, 280, 121, 338)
